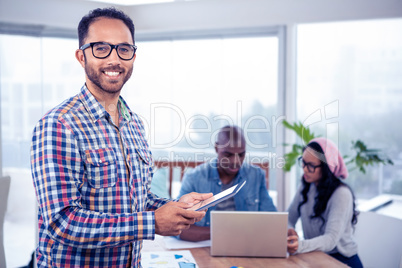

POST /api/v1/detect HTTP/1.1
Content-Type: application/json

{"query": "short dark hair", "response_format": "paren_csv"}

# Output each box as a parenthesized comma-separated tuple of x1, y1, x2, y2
(215, 125, 245, 149)
(77, 7, 135, 47)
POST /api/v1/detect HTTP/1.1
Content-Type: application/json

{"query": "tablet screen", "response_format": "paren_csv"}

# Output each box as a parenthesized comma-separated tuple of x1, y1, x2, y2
(187, 180, 246, 211)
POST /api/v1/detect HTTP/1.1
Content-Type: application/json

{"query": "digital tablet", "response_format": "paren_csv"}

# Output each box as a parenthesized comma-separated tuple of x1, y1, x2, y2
(187, 180, 246, 211)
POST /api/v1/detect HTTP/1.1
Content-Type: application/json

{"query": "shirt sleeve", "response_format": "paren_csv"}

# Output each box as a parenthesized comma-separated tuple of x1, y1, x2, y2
(297, 186, 354, 253)
(31, 118, 156, 249)
(146, 190, 171, 210)
(287, 185, 303, 229)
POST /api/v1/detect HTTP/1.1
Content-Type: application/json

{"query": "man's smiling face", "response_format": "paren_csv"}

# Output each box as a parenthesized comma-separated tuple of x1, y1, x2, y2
(77, 17, 135, 96)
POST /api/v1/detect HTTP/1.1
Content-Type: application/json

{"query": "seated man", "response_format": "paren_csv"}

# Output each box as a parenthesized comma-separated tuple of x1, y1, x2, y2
(178, 125, 277, 241)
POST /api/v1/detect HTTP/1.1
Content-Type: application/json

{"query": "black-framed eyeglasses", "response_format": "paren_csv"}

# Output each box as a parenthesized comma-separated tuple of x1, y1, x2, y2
(298, 156, 321, 173)
(80, 42, 137, 60)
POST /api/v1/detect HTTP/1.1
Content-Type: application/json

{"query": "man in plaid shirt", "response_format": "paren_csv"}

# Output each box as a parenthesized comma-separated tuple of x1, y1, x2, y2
(30, 7, 211, 267)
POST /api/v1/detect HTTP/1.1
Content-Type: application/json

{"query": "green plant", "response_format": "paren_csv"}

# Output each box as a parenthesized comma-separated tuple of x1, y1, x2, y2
(344, 140, 394, 173)
(282, 120, 393, 173)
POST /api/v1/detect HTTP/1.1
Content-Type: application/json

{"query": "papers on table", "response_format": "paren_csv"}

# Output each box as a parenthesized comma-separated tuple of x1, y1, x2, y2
(141, 235, 209, 267)
(141, 250, 198, 268)
(163, 236, 211, 249)
(142, 235, 166, 252)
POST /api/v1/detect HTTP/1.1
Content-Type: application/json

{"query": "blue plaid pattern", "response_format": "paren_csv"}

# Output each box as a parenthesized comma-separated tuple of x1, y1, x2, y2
(31, 85, 169, 267)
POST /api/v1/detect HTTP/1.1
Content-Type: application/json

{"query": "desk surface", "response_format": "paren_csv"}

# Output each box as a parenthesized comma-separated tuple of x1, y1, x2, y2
(185, 247, 347, 268)
(143, 237, 348, 268)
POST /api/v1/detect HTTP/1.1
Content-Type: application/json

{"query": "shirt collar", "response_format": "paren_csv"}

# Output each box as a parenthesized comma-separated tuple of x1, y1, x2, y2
(118, 95, 133, 121)
(79, 84, 133, 123)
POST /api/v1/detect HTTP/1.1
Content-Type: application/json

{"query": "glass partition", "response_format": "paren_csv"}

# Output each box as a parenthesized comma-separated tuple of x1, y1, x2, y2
(125, 36, 280, 197)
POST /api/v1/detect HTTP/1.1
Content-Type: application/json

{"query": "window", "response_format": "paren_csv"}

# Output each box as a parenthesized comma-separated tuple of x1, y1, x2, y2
(297, 19, 402, 199)
(0, 35, 82, 268)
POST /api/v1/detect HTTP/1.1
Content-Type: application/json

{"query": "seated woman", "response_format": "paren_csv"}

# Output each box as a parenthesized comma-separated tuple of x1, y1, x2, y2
(287, 138, 363, 268)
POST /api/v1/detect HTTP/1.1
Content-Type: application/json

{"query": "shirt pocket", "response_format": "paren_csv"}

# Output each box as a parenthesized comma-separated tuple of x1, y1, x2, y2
(245, 195, 260, 210)
(135, 147, 152, 166)
(85, 148, 118, 188)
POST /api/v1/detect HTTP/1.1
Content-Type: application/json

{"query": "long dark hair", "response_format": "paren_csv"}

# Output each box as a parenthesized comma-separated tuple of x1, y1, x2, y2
(297, 142, 359, 229)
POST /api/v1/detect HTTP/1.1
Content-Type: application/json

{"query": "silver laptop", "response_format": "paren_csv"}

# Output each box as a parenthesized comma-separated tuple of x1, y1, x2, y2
(210, 211, 288, 258)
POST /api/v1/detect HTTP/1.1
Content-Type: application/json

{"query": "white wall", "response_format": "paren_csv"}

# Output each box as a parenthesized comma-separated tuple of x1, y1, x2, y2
(0, 0, 401, 36)
(354, 211, 402, 268)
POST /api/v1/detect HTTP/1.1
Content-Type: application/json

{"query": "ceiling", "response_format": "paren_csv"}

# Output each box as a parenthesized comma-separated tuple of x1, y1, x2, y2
(84, 0, 196, 6)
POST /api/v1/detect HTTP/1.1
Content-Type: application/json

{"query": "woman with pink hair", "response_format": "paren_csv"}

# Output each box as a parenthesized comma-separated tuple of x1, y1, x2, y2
(287, 138, 363, 268)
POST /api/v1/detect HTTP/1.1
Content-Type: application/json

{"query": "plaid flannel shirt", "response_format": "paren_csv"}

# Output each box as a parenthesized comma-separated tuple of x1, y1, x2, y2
(31, 85, 169, 267)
